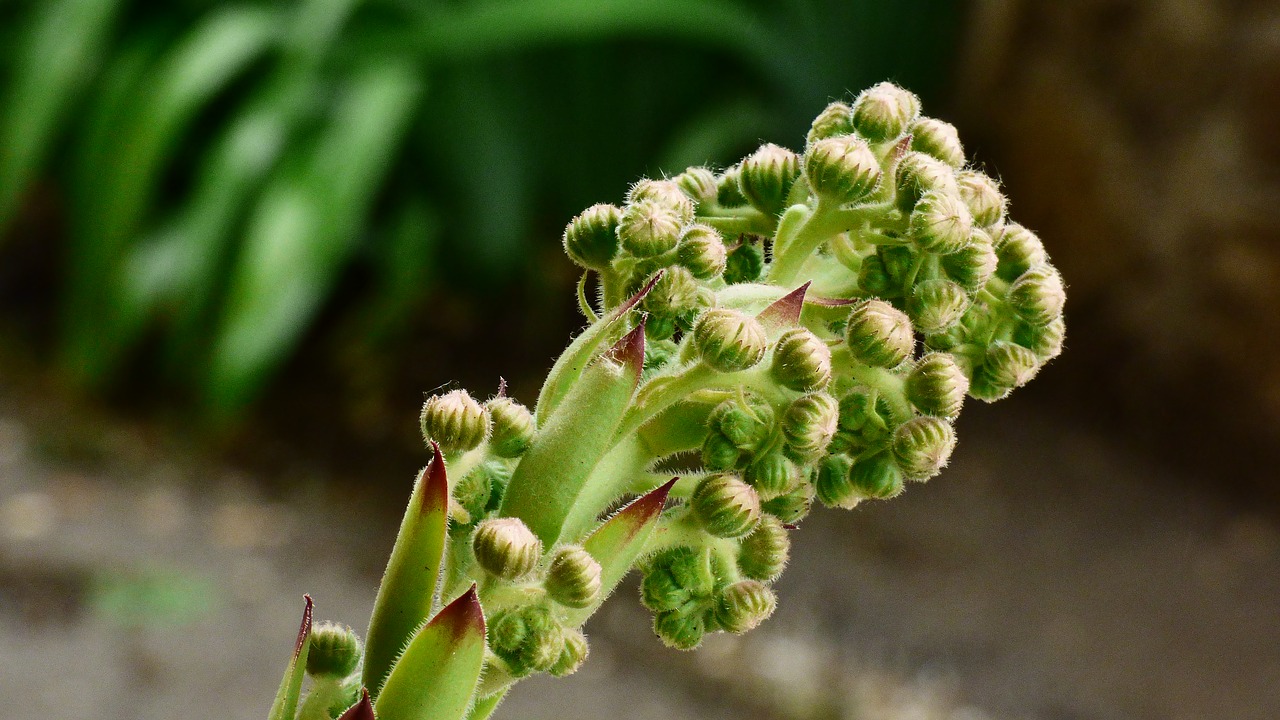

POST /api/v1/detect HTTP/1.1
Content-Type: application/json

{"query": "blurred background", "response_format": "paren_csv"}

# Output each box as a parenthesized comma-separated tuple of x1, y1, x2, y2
(2, 0, 1279, 718)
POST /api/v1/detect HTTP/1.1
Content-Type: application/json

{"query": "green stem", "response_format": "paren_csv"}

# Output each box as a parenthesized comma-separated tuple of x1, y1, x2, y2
(702, 213, 776, 236)
(769, 201, 893, 286)
(615, 363, 720, 441)
(831, 345, 913, 424)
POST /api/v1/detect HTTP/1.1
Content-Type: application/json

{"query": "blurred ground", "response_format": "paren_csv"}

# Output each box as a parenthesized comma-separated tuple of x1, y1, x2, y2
(4, 365, 1278, 720)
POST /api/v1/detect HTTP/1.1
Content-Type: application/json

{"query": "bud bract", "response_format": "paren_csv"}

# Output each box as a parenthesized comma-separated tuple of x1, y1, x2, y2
(545, 545, 603, 609)
(738, 144, 801, 215)
(738, 515, 790, 581)
(420, 389, 490, 452)
(676, 224, 727, 280)
(942, 227, 998, 291)
(745, 452, 799, 499)
(909, 117, 965, 168)
(894, 151, 958, 213)
(674, 166, 719, 205)
(473, 517, 542, 580)
(845, 299, 915, 368)
(807, 101, 854, 144)
(833, 388, 894, 455)
(814, 453, 858, 509)
(782, 392, 839, 461)
(1014, 315, 1065, 361)
(618, 199, 683, 257)
(910, 190, 973, 254)
(761, 482, 813, 524)
(993, 223, 1047, 281)
(851, 82, 919, 141)
(717, 165, 749, 207)
(904, 352, 969, 418)
(1007, 267, 1066, 326)
(694, 308, 768, 373)
(627, 178, 696, 223)
(723, 238, 764, 284)
(489, 605, 565, 676)
(701, 430, 742, 471)
(711, 393, 775, 453)
(455, 461, 507, 520)
(548, 628, 589, 677)
(306, 622, 361, 678)
(486, 396, 535, 458)
(715, 580, 776, 634)
(563, 203, 621, 270)
(907, 278, 971, 334)
(982, 340, 1041, 390)
(691, 473, 761, 538)
(956, 171, 1006, 227)
(771, 327, 833, 392)
(654, 608, 705, 650)
(849, 451, 904, 499)
(891, 416, 956, 481)
(804, 135, 882, 205)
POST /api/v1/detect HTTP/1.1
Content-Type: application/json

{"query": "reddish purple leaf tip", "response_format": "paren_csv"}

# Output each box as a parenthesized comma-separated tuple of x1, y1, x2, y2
(294, 595, 314, 660)
(337, 688, 374, 720)
(605, 318, 646, 379)
(616, 271, 664, 315)
(758, 282, 810, 329)
(419, 442, 449, 514)
(435, 584, 486, 643)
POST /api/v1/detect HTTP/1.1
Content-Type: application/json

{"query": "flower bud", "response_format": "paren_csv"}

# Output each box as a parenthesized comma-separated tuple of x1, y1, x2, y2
(642, 265, 700, 319)
(814, 453, 859, 509)
(770, 328, 832, 392)
(543, 545, 603, 609)
(851, 82, 919, 141)
(907, 278, 971, 334)
(738, 143, 801, 215)
(701, 431, 742, 471)
(694, 308, 768, 373)
(723, 237, 764, 284)
(956, 171, 1006, 227)
(691, 473, 761, 538)
(891, 416, 956, 481)
(738, 515, 790, 582)
(904, 352, 969, 418)
(563, 203, 621, 270)
(674, 166, 718, 205)
(306, 622, 361, 678)
(618, 199, 683, 257)
(455, 461, 507, 520)
(473, 517, 542, 580)
(849, 452, 905, 499)
(715, 580, 776, 634)
(941, 227, 998, 291)
(641, 560, 690, 612)
(745, 452, 799, 500)
(1014, 315, 1065, 361)
(548, 628, 589, 677)
(982, 340, 1041, 390)
(856, 253, 893, 297)
(486, 396, 535, 458)
(832, 388, 893, 455)
(845, 299, 915, 368)
(782, 392, 839, 461)
(910, 190, 973, 254)
(653, 608, 705, 650)
(807, 101, 855, 144)
(489, 605, 565, 676)
(761, 482, 813, 524)
(804, 135, 882, 205)
(628, 178, 696, 223)
(1007, 267, 1066, 326)
(909, 117, 964, 168)
(717, 165, 749, 207)
(993, 223, 1046, 281)
(894, 152, 958, 213)
(711, 393, 775, 452)
(420, 389, 489, 452)
(676, 224, 727, 280)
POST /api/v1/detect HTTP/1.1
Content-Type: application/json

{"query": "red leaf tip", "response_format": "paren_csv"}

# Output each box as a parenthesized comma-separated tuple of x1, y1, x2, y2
(337, 688, 374, 720)
(419, 442, 449, 513)
(758, 282, 810, 329)
(294, 595, 314, 660)
(616, 270, 665, 315)
(605, 319, 646, 377)
(436, 584, 486, 642)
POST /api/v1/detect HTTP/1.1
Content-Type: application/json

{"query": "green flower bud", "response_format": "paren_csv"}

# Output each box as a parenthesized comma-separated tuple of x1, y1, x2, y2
(654, 608, 705, 650)
(894, 151, 958, 213)
(642, 265, 700, 320)
(942, 227, 998, 292)
(782, 392, 839, 461)
(717, 165, 749, 207)
(904, 352, 969, 418)
(982, 340, 1041, 391)
(627, 178, 696, 223)
(833, 388, 893, 455)
(852, 82, 919, 141)
(640, 562, 690, 612)
(1014, 315, 1065, 361)
(420, 389, 490, 452)
(745, 452, 800, 500)
(1007, 267, 1066, 326)
(738, 144, 801, 215)
(804, 135, 882, 205)
(674, 167, 719, 205)
(618, 199, 683, 257)
(676, 224, 727, 280)
(486, 396, 535, 458)
(761, 481, 813, 524)
(711, 393, 775, 453)
(910, 190, 973, 254)
(490, 605, 565, 676)
(807, 101, 854, 144)
(891, 416, 956, 481)
(907, 278, 971, 335)
(845, 299, 915, 368)
(738, 515, 790, 582)
(715, 580, 776, 634)
(473, 517, 542, 580)
(701, 431, 742, 471)
(956, 171, 1006, 227)
(563, 203, 621, 270)
(691, 473, 761, 538)
(909, 117, 965, 168)
(694, 308, 768, 373)
(770, 328, 833, 392)
(723, 237, 764, 284)
(455, 461, 507, 520)
(548, 628, 589, 677)
(814, 453, 859, 509)
(306, 622, 361, 678)
(856, 254, 893, 297)
(545, 545, 603, 609)
(993, 223, 1047, 281)
(849, 451, 905, 499)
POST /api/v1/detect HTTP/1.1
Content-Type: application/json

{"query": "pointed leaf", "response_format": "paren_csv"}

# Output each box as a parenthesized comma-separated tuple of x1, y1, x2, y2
(363, 444, 450, 696)
(375, 586, 487, 720)
(337, 689, 375, 720)
(268, 595, 313, 720)
(465, 689, 506, 720)
(756, 282, 810, 330)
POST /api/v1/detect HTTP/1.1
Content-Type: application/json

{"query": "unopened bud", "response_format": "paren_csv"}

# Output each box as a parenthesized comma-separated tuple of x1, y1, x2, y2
(473, 517, 542, 580)
(739, 144, 801, 215)
(804, 135, 881, 205)
(807, 101, 854, 144)
(910, 190, 973, 254)
(717, 165, 749, 207)
(654, 608, 705, 650)
(1014, 315, 1065, 361)
(715, 580, 776, 634)
(455, 461, 506, 520)
(738, 515, 790, 582)
(745, 452, 799, 500)
(691, 473, 761, 538)
(306, 622, 361, 678)
(851, 82, 919, 141)
(676, 224, 727, 280)
(909, 117, 964, 168)
(891, 416, 956, 481)
(1007, 267, 1066, 326)
(627, 178, 695, 224)
(674, 167, 718, 205)
(993, 223, 1046, 281)
(563, 203, 621, 270)
(942, 227, 998, 291)
(904, 352, 969, 418)
(833, 388, 893, 455)
(782, 392, 839, 461)
(894, 152, 958, 213)
(849, 451, 904, 499)
(545, 546, 603, 609)
(486, 396, 535, 458)
(761, 481, 813, 524)
(771, 328, 833, 392)
(618, 199, 683, 257)
(642, 265, 700, 320)
(694, 308, 768, 373)
(420, 389, 490, 452)
(982, 340, 1041, 391)
(856, 254, 893, 297)
(548, 628, 589, 677)
(723, 238, 764, 284)
(814, 453, 858, 509)
(489, 605, 565, 676)
(907, 278, 971, 335)
(701, 431, 742, 471)
(956, 171, 1006, 227)
(711, 393, 775, 453)
(845, 299, 915, 368)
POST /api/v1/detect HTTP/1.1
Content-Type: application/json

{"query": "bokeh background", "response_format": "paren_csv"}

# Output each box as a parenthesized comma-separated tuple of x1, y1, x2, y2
(2, 0, 1279, 718)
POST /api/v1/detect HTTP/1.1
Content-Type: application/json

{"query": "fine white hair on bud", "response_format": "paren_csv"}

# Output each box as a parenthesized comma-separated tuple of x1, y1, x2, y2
(891, 415, 956, 481)
(473, 517, 542, 580)
(618, 199, 683, 257)
(420, 389, 490, 452)
(770, 327, 833, 392)
(807, 101, 854, 145)
(804, 135, 882, 205)
(545, 546, 603, 609)
(693, 308, 768, 373)
(691, 473, 761, 538)
(715, 580, 776, 634)
(627, 178, 696, 224)
(674, 167, 719, 205)
(942, 227, 999, 291)
(851, 82, 920, 141)
(909, 117, 965, 168)
(486, 395, 535, 458)
(738, 514, 790, 581)
(781, 392, 839, 461)
(956, 171, 1006, 227)
(1007, 267, 1066, 326)
(306, 622, 362, 679)
(904, 352, 969, 418)
(676, 224, 728, 280)
(738, 143, 801, 215)
(993, 223, 1047, 281)
(911, 190, 974, 254)
(893, 150, 959, 213)
(908, 278, 972, 335)
(563, 203, 621, 270)
(845, 299, 915, 368)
